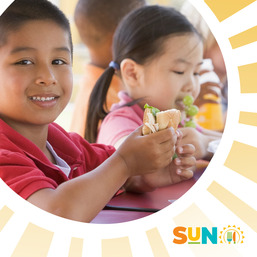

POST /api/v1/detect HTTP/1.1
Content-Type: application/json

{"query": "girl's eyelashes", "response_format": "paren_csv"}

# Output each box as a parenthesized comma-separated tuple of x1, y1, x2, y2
(173, 71, 184, 75)
(173, 70, 200, 76)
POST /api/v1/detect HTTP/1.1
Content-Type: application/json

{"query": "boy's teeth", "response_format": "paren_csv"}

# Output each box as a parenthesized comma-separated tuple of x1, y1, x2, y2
(32, 96, 55, 101)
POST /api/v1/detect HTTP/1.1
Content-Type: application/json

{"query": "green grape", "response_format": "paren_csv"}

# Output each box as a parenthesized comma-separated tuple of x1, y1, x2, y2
(185, 120, 197, 128)
(183, 95, 194, 107)
(186, 105, 199, 117)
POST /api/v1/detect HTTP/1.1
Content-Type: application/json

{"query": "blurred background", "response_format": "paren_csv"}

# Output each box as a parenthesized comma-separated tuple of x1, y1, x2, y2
(51, 0, 187, 130)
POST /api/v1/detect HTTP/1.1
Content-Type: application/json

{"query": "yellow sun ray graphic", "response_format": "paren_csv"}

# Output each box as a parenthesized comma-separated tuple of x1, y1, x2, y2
(11, 223, 54, 257)
(224, 141, 257, 184)
(204, 0, 256, 21)
(68, 237, 84, 257)
(238, 62, 257, 93)
(208, 182, 257, 233)
(239, 111, 257, 127)
(102, 237, 133, 257)
(229, 25, 257, 49)
(0, 206, 14, 232)
(146, 228, 170, 257)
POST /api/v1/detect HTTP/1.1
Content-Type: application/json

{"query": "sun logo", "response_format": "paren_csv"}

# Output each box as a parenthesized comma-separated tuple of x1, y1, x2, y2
(219, 225, 244, 244)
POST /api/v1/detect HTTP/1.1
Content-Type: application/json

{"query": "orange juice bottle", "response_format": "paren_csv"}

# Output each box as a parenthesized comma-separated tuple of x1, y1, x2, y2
(195, 95, 224, 131)
(196, 59, 224, 131)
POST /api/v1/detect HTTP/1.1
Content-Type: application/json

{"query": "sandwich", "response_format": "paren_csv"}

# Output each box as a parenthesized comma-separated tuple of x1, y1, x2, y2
(142, 104, 181, 135)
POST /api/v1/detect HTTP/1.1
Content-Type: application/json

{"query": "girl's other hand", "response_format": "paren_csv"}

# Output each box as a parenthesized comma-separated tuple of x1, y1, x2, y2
(124, 143, 196, 192)
(174, 144, 196, 180)
(179, 127, 218, 160)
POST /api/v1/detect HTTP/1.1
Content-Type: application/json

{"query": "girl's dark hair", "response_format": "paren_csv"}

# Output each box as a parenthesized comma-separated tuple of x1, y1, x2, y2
(0, 0, 73, 55)
(85, 5, 201, 142)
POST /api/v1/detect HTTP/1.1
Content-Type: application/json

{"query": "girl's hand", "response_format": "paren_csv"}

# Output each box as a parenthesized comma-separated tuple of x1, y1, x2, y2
(178, 127, 207, 160)
(124, 144, 196, 192)
(173, 144, 196, 180)
(178, 127, 222, 160)
(116, 126, 177, 177)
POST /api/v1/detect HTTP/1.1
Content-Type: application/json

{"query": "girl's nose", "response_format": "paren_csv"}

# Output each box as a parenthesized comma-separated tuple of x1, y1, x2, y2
(183, 76, 197, 93)
(35, 65, 57, 86)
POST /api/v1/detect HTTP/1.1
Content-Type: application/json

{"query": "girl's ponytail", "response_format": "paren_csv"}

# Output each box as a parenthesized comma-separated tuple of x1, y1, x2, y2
(85, 6, 201, 143)
(85, 65, 116, 143)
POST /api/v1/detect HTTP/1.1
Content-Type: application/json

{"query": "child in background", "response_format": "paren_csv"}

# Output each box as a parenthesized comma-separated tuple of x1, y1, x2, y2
(86, 5, 222, 161)
(70, 0, 146, 137)
(0, 0, 196, 223)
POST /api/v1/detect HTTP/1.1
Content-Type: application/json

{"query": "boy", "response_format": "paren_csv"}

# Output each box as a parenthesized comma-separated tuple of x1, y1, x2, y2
(70, 0, 146, 137)
(0, 0, 195, 223)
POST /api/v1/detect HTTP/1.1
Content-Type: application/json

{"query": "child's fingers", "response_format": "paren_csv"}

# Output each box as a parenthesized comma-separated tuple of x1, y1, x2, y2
(132, 125, 145, 136)
(176, 129, 183, 138)
(151, 127, 177, 144)
(201, 81, 222, 90)
(176, 144, 195, 156)
(175, 129, 182, 146)
(174, 156, 196, 168)
(176, 168, 194, 179)
(159, 149, 175, 168)
(134, 125, 177, 145)
(159, 140, 176, 155)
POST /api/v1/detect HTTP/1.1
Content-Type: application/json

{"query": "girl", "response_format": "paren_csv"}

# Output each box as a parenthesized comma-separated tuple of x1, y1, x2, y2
(0, 0, 195, 223)
(86, 5, 222, 160)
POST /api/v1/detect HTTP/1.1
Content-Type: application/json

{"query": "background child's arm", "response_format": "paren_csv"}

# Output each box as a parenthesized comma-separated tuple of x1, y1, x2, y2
(27, 126, 177, 222)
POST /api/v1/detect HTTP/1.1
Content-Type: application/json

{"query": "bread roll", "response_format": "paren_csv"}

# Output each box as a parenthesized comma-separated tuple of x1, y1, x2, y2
(142, 108, 158, 135)
(156, 109, 181, 131)
(142, 107, 181, 135)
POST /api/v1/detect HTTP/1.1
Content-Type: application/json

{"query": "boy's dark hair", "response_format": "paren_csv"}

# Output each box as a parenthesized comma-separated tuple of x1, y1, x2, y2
(85, 5, 202, 143)
(74, 0, 146, 47)
(0, 0, 73, 55)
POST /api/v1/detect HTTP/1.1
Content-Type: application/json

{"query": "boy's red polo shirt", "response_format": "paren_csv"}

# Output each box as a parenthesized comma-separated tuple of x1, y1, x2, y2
(0, 119, 115, 199)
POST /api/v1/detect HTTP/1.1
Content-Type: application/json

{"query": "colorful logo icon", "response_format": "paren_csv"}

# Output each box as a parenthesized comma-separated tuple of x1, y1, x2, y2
(219, 225, 244, 244)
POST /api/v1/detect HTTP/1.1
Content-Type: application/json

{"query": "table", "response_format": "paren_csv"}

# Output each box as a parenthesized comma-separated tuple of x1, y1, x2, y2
(91, 161, 208, 224)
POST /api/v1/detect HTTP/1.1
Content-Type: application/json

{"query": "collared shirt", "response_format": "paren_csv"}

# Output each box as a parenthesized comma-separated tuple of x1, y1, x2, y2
(0, 119, 115, 199)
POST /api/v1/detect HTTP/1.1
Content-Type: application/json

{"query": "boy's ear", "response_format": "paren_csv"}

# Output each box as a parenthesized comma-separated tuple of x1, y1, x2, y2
(120, 58, 143, 88)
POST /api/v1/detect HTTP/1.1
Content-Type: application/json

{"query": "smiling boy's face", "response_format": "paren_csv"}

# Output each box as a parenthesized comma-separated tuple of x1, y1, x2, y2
(0, 20, 73, 130)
